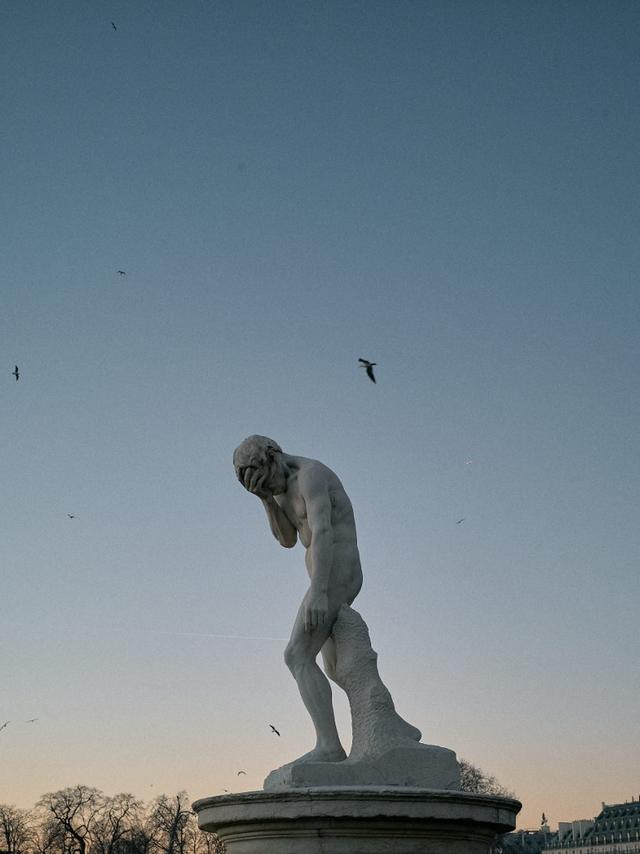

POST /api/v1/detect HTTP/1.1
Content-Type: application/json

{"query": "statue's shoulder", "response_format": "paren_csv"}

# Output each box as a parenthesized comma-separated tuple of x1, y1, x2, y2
(293, 456, 337, 490)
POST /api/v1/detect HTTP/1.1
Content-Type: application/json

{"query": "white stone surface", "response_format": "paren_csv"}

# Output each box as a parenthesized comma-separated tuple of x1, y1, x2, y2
(331, 605, 423, 762)
(193, 788, 521, 854)
(264, 603, 461, 790)
(233, 436, 459, 788)
(264, 745, 461, 790)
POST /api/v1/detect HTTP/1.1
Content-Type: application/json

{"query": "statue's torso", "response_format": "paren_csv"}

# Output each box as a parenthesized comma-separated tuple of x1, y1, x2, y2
(275, 457, 358, 551)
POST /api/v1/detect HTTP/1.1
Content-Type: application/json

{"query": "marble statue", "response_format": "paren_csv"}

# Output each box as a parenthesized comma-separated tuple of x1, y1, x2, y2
(233, 435, 460, 789)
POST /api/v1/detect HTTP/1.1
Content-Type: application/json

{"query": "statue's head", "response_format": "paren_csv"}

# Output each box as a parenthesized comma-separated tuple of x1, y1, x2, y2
(233, 435, 286, 495)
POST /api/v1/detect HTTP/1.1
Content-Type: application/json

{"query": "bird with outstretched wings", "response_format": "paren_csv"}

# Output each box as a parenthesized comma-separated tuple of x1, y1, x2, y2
(358, 357, 376, 383)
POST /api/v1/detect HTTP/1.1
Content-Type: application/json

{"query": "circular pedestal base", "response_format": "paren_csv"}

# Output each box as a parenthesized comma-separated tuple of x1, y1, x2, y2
(193, 788, 521, 854)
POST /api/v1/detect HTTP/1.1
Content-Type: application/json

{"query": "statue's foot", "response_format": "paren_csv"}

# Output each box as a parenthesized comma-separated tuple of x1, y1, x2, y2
(291, 745, 347, 765)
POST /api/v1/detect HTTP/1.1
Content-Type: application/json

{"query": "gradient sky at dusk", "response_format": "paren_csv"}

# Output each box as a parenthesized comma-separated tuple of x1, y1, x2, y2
(1, 0, 638, 828)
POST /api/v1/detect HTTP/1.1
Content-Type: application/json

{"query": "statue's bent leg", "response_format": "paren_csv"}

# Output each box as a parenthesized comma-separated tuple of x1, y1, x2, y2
(283, 599, 346, 764)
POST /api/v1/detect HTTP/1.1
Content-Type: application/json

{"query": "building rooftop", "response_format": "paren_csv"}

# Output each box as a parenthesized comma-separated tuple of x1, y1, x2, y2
(592, 798, 640, 836)
(543, 797, 640, 849)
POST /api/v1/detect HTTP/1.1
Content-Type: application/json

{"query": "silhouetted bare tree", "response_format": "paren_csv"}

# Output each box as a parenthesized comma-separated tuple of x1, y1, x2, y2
(5, 790, 224, 854)
(29, 814, 64, 854)
(146, 796, 224, 854)
(93, 794, 143, 854)
(183, 817, 224, 854)
(37, 786, 104, 854)
(458, 759, 515, 797)
(147, 794, 191, 854)
(0, 804, 32, 854)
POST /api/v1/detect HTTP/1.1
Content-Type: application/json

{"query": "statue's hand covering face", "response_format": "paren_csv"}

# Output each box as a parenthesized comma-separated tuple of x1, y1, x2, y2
(233, 435, 283, 496)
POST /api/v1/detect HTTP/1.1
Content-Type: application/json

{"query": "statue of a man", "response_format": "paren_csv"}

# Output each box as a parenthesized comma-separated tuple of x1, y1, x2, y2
(233, 435, 362, 764)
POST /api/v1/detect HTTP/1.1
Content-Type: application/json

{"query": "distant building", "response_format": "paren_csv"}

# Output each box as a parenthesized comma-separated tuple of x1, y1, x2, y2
(491, 828, 552, 852)
(543, 819, 595, 851)
(492, 799, 640, 854)
(543, 798, 640, 852)
(490, 814, 555, 852)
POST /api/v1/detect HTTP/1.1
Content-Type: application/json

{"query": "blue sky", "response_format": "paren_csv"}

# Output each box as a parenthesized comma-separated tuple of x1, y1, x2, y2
(1, 0, 638, 828)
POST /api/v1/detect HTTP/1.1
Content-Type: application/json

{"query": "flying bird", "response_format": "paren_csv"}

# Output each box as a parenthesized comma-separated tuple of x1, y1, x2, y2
(12, 365, 19, 381)
(67, 514, 75, 519)
(111, 21, 117, 30)
(25, 718, 39, 723)
(117, 270, 126, 275)
(358, 358, 377, 383)
(237, 770, 247, 775)
(269, 724, 280, 736)
(0, 721, 9, 732)
(456, 518, 465, 525)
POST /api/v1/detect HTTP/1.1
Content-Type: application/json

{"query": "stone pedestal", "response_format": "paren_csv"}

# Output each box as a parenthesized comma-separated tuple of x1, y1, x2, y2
(193, 787, 521, 854)
(264, 745, 461, 790)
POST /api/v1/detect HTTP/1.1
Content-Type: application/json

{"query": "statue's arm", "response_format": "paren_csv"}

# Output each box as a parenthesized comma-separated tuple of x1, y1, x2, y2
(300, 473, 334, 631)
(262, 496, 297, 548)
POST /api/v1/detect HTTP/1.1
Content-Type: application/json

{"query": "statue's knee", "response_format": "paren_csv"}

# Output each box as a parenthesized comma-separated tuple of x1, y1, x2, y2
(284, 642, 302, 674)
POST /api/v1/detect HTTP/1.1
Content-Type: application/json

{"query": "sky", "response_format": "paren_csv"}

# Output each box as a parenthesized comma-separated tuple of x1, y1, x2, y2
(1, 0, 639, 831)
